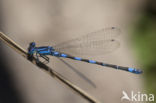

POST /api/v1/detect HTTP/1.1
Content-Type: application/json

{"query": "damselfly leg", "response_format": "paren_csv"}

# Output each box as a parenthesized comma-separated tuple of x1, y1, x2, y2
(39, 54, 49, 64)
(35, 53, 49, 64)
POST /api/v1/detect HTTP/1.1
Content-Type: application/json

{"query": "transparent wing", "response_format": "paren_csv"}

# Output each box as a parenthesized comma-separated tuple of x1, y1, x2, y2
(54, 27, 121, 56)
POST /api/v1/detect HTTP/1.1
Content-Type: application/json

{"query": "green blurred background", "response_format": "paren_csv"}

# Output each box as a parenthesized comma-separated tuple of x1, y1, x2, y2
(131, 0, 156, 101)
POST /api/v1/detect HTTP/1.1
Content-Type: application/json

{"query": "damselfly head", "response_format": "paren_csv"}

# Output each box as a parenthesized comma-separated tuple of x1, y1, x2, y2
(28, 42, 36, 54)
(29, 42, 36, 47)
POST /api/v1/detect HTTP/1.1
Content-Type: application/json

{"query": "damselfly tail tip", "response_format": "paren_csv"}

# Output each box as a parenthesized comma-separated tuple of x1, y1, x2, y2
(128, 67, 143, 74)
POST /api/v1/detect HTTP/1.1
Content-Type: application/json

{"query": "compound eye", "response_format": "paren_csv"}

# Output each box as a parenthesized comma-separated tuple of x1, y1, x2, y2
(30, 42, 36, 47)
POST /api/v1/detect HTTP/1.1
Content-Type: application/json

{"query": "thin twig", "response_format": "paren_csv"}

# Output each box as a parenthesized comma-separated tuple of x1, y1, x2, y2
(0, 32, 100, 103)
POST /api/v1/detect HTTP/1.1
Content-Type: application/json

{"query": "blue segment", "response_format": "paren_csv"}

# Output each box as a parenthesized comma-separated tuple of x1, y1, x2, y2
(89, 60, 96, 64)
(39, 50, 51, 54)
(128, 67, 143, 74)
(102, 63, 106, 66)
(74, 57, 82, 61)
(128, 68, 134, 72)
(35, 46, 53, 55)
(37, 47, 50, 50)
(54, 52, 59, 55)
(61, 54, 67, 57)
(134, 69, 143, 74)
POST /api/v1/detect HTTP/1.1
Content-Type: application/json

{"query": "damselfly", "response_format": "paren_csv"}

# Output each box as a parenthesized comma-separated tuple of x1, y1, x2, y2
(28, 27, 142, 74)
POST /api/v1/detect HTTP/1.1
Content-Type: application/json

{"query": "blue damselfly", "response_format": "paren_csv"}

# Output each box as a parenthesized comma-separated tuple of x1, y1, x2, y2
(28, 27, 142, 74)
